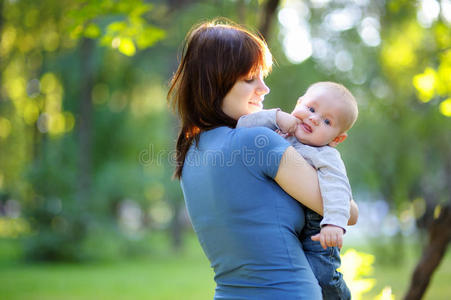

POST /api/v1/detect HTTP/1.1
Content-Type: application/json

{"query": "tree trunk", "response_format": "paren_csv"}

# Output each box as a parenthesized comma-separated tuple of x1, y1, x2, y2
(167, 0, 197, 12)
(77, 38, 95, 205)
(170, 201, 184, 251)
(258, 0, 280, 41)
(236, 0, 247, 24)
(403, 204, 451, 300)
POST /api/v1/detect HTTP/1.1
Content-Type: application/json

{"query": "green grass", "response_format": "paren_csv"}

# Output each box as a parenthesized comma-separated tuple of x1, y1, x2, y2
(0, 235, 215, 300)
(0, 234, 450, 300)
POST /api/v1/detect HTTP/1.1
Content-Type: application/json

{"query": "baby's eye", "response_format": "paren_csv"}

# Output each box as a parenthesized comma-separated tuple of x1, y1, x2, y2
(324, 119, 331, 126)
(308, 107, 315, 113)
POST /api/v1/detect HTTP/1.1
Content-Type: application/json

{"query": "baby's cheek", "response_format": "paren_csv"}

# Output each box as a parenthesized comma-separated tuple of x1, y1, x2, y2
(293, 127, 304, 143)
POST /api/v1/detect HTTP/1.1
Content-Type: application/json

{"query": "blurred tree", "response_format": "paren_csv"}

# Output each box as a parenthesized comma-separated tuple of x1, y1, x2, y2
(258, 0, 280, 39)
(379, 2, 451, 299)
(359, 2, 451, 299)
(78, 37, 95, 208)
(0, 0, 166, 261)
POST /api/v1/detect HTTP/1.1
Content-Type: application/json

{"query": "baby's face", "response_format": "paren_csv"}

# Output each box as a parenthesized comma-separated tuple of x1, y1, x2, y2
(291, 87, 348, 147)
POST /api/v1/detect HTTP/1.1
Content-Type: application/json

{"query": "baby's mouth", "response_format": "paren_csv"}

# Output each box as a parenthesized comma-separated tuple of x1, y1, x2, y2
(301, 123, 312, 133)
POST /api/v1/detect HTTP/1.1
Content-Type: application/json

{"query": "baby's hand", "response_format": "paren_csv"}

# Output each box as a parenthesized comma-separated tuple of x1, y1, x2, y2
(276, 111, 299, 134)
(275, 129, 291, 138)
(291, 105, 310, 120)
(311, 225, 344, 249)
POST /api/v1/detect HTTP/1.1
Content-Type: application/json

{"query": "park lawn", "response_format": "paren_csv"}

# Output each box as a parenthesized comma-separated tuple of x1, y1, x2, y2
(0, 234, 450, 300)
(0, 235, 215, 300)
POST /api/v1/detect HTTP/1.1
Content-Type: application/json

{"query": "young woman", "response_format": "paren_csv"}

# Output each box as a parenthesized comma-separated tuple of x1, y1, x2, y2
(168, 20, 337, 299)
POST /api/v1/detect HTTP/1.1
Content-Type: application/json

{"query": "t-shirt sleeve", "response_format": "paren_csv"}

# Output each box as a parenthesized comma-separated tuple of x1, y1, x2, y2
(234, 127, 290, 179)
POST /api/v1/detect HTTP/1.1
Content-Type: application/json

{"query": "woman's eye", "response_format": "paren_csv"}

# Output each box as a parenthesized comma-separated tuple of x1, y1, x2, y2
(245, 78, 255, 83)
(308, 107, 315, 113)
(324, 119, 331, 126)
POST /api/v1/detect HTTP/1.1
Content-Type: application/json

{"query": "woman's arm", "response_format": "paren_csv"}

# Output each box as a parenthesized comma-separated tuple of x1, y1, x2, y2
(274, 146, 359, 225)
(274, 146, 324, 215)
(347, 199, 359, 225)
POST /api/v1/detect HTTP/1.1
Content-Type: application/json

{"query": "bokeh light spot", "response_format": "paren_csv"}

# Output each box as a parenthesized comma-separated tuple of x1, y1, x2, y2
(41, 73, 58, 94)
(64, 112, 75, 132)
(439, 98, 451, 116)
(23, 101, 40, 125)
(413, 68, 437, 102)
(0, 118, 12, 139)
(118, 38, 136, 56)
(43, 31, 59, 52)
(417, 0, 440, 28)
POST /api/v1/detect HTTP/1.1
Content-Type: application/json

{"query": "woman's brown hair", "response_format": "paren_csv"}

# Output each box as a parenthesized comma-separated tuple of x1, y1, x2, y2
(167, 19, 272, 179)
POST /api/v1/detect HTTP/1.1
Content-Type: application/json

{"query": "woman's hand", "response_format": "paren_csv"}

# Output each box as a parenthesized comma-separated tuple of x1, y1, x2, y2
(347, 199, 359, 225)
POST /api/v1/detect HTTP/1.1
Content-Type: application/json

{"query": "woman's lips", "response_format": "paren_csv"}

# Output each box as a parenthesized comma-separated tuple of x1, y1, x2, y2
(249, 101, 263, 108)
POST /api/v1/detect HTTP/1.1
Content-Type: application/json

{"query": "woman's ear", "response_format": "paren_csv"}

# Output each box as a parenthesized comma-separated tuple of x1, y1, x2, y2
(328, 133, 347, 147)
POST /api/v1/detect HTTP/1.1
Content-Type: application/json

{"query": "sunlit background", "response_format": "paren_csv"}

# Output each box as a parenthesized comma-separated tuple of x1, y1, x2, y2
(0, 0, 450, 299)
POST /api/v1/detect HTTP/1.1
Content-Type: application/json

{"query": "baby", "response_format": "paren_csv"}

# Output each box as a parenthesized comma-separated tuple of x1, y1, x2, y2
(237, 81, 358, 300)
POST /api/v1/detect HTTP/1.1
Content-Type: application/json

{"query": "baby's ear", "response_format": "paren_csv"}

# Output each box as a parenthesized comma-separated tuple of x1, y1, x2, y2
(329, 133, 347, 147)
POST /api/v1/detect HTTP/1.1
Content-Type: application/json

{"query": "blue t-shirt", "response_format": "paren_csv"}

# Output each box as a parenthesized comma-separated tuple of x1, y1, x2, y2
(181, 126, 321, 299)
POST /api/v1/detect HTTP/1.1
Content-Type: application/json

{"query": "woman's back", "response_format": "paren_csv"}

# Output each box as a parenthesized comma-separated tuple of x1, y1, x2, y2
(181, 126, 321, 299)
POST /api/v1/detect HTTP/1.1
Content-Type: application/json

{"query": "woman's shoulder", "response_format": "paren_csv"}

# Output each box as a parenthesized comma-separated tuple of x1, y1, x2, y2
(198, 126, 289, 154)
(234, 126, 283, 140)
(233, 126, 289, 149)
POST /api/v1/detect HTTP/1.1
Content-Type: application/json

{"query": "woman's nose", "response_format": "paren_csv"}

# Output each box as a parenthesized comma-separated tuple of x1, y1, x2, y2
(256, 79, 270, 95)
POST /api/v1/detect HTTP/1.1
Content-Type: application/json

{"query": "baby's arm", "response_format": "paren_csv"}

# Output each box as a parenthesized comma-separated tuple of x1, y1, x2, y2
(237, 109, 299, 134)
(307, 148, 352, 249)
(237, 109, 279, 130)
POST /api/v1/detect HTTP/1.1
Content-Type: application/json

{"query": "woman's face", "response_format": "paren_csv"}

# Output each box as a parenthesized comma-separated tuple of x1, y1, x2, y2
(221, 72, 270, 120)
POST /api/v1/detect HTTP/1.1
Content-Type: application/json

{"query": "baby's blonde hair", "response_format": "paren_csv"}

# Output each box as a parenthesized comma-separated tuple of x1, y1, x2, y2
(306, 81, 358, 132)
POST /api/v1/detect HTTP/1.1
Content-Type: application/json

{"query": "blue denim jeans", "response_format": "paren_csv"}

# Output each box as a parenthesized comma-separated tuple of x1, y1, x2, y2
(300, 209, 351, 300)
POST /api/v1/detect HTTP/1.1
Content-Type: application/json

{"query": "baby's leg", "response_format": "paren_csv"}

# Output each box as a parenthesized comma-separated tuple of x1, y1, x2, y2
(301, 209, 351, 300)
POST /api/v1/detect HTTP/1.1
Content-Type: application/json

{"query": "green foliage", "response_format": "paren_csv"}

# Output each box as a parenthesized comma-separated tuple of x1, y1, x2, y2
(0, 0, 172, 261)
(67, 0, 165, 56)
(22, 215, 86, 261)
